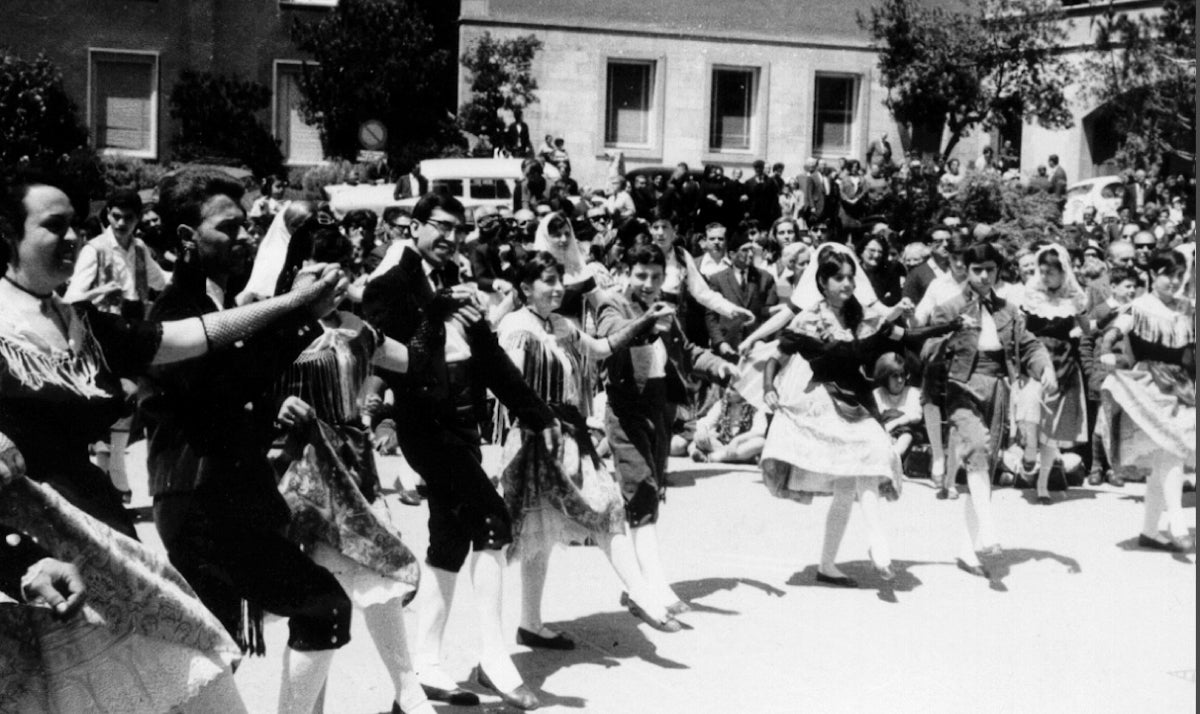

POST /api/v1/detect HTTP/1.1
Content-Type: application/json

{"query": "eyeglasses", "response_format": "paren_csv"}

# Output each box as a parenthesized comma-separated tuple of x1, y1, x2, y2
(315, 212, 337, 226)
(589, 216, 610, 224)
(392, 222, 412, 231)
(1134, 243, 1155, 250)
(424, 217, 460, 235)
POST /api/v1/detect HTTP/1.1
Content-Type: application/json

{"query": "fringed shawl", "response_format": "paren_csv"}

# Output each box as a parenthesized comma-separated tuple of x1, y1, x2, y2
(1125, 293, 1195, 349)
(276, 312, 377, 425)
(0, 298, 112, 400)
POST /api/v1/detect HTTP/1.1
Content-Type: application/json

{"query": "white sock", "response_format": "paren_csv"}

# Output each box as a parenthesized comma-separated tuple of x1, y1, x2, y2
(361, 603, 433, 714)
(599, 531, 670, 618)
(278, 647, 334, 714)
(109, 428, 130, 492)
(412, 565, 457, 690)
(965, 471, 996, 547)
(820, 483, 855, 577)
(519, 547, 551, 634)
(470, 549, 523, 694)
(857, 483, 891, 567)
(631, 523, 680, 605)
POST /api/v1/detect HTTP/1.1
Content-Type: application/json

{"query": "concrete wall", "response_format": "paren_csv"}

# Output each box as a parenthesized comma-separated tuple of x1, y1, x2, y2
(459, 23, 909, 190)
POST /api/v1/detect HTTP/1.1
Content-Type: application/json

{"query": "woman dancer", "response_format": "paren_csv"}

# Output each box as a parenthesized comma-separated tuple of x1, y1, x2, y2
(271, 226, 434, 714)
(930, 242, 1054, 578)
(1023, 243, 1090, 504)
(1097, 249, 1195, 552)
(0, 177, 343, 711)
(759, 244, 957, 586)
(498, 251, 684, 638)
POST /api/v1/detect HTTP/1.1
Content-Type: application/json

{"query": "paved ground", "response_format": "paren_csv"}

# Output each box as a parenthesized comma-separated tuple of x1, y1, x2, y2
(125, 442, 1196, 714)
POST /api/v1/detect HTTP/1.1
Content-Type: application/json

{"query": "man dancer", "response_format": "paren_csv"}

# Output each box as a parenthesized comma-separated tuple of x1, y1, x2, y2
(363, 192, 559, 711)
(142, 168, 352, 714)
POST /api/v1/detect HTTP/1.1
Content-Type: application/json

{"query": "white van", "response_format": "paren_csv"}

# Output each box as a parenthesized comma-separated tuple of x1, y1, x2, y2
(326, 158, 560, 219)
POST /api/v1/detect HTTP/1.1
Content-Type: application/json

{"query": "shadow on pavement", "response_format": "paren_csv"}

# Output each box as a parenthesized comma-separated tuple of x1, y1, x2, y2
(983, 547, 1083, 589)
(785, 561, 928, 603)
(1116, 529, 1196, 565)
(669, 576, 787, 614)
(665, 466, 747, 488)
(1017, 488, 1100, 506)
(508, 609, 691, 709)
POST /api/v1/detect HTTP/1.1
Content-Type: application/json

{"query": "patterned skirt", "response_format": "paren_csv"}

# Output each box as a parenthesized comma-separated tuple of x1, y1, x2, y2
(0, 478, 240, 713)
(278, 420, 420, 607)
(1099, 362, 1196, 469)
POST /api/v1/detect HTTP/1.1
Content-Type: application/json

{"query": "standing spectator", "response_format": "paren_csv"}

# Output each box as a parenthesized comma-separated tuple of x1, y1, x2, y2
(816, 160, 840, 234)
(973, 146, 996, 173)
(1027, 165, 1053, 193)
(938, 158, 965, 199)
(902, 227, 952, 304)
(1081, 265, 1139, 487)
(393, 163, 428, 201)
(249, 174, 289, 228)
(605, 175, 637, 222)
(866, 132, 894, 170)
(705, 232, 779, 360)
(746, 160, 782, 227)
(698, 223, 732, 278)
(1049, 154, 1068, 197)
(858, 232, 904, 307)
(837, 160, 867, 244)
(1077, 205, 1106, 244)
(1122, 169, 1157, 217)
(997, 140, 1019, 172)
(699, 165, 728, 229)
(557, 163, 580, 197)
(505, 108, 533, 157)
(798, 158, 825, 226)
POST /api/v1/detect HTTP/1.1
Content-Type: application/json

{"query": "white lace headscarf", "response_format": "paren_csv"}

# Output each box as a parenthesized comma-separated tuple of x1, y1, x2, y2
(1025, 242, 1088, 317)
(532, 212, 586, 278)
(789, 241, 879, 312)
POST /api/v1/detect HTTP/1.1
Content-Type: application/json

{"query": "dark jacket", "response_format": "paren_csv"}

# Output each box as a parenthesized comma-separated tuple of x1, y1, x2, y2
(930, 289, 1052, 384)
(362, 246, 553, 430)
(595, 290, 728, 408)
(902, 260, 940, 304)
(704, 266, 778, 350)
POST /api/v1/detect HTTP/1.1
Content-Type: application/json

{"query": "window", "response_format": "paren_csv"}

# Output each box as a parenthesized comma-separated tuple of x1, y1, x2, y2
(469, 179, 512, 201)
(274, 62, 324, 164)
(709, 67, 756, 152)
(812, 74, 858, 157)
(431, 179, 463, 197)
(89, 51, 158, 157)
(605, 61, 655, 147)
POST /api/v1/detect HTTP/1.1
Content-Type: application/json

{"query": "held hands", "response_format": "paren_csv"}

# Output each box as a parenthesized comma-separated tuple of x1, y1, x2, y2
(716, 361, 740, 382)
(21, 558, 86, 620)
(293, 263, 350, 318)
(535, 420, 562, 461)
(1098, 353, 1118, 374)
(738, 337, 760, 357)
(644, 302, 676, 335)
(0, 436, 26, 488)
(1039, 368, 1059, 398)
(886, 298, 915, 323)
(729, 306, 756, 323)
(764, 389, 781, 411)
(372, 421, 399, 454)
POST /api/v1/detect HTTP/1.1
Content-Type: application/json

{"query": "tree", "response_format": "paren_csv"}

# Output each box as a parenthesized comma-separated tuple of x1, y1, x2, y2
(168, 70, 284, 178)
(0, 49, 100, 200)
(290, 0, 465, 172)
(859, 0, 1075, 160)
(950, 171, 1062, 245)
(1084, 0, 1196, 172)
(458, 32, 543, 154)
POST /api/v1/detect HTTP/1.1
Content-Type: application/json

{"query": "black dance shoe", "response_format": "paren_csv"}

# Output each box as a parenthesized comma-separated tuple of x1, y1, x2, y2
(420, 683, 479, 706)
(815, 571, 859, 588)
(619, 592, 684, 632)
(471, 665, 540, 710)
(956, 559, 991, 579)
(517, 626, 575, 650)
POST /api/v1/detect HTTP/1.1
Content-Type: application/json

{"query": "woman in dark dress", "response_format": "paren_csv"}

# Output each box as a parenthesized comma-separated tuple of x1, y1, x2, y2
(0, 177, 343, 712)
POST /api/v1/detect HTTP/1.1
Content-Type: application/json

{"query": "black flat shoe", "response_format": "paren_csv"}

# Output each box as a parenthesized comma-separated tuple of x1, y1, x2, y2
(471, 665, 540, 710)
(1037, 495, 1052, 505)
(420, 683, 479, 706)
(815, 571, 859, 588)
(1137, 534, 1187, 553)
(1108, 470, 1125, 487)
(619, 592, 683, 632)
(398, 489, 422, 506)
(956, 559, 991, 579)
(996, 471, 1016, 488)
(517, 626, 575, 650)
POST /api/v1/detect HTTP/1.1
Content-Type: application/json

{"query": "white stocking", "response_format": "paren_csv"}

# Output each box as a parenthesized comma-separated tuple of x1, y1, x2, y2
(856, 481, 891, 567)
(820, 481, 855, 577)
(631, 523, 679, 605)
(412, 565, 457, 690)
(361, 603, 434, 714)
(966, 470, 996, 547)
(519, 546, 551, 634)
(1142, 469, 1166, 538)
(597, 530, 670, 619)
(1161, 459, 1187, 539)
(470, 549, 523, 694)
(1037, 442, 1059, 499)
(924, 405, 945, 481)
(174, 672, 249, 713)
(108, 425, 130, 492)
(278, 647, 334, 714)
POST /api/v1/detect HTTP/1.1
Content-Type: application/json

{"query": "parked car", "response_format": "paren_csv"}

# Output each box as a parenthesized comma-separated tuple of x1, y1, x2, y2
(326, 158, 560, 219)
(1062, 175, 1125, 225)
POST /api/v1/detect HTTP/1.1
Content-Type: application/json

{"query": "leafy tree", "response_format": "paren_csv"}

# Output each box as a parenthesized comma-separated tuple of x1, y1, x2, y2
(0, 48, 100, 199)
(1084, 0, 1195, 172)
(290, 0, 465, 172)
(950, 171, 1062, 245)
(168, 70, 284, 178)
(859, 0, 1075, 160)
(458, 32, 543, 154)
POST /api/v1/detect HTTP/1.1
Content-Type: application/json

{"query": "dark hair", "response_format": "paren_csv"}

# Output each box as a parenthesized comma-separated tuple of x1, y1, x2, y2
(1148, 248, 1187, 277)
(158, 168, 246, 242)
(627, 243, 667, 269)
(1108, 265, 1141, 288)
(704, 222, 725, 234)
(961, 241, 1006, 268)
(755, 235, 781, 262)
(546, 212, 570, 237)
(310, 226, 353, 265)
(872, 352, 906, 385)
(0, 172, 87, 266)
(105, 188, 143, 216)
(515, 250, 564, 295)
(382, 206, 410, 224)
(272, 215, 320, 296)
(1037, 247, 1065, 273)
(412, 191, 465, 223)
(261, 175, 278, 195)
(814, 247, 863, 332)
(341, 208, 378, 237)
(946, 233, 973, 256)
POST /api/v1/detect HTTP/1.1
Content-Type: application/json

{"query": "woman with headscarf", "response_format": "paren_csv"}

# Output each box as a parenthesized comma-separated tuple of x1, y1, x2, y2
(757, 243, 958, 586)
(497, 251, 685, 642)
(1022, 243, 1091, 504)
(1097, 249, 1195, 553)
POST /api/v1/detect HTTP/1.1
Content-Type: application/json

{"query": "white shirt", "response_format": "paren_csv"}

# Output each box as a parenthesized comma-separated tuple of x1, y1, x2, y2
(421, 256, 472, 363)
(699, 253, 732, 278)
(914, 273, 964, 326)
(205, 279, 226, 312)
(63, 227, 168, 307)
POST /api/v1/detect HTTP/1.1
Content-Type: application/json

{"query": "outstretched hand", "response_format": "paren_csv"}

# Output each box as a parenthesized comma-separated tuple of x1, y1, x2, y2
(0, 435, 26, 488)
(22, 558, 86, 620)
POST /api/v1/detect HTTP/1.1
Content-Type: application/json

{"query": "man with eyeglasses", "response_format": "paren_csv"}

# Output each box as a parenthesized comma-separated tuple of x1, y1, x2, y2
(587, 206, 616, 252)
(902, 226, 953, 305)
(1130, 231, 1158, 291)
(363, 192, 559, 709)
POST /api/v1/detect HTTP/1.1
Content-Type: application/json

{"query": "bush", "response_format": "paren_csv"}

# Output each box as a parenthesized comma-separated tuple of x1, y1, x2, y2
(168, 70, 284, 179)
(97, 156, 171, 195)
(0, 49, 102, 201)
(950, 171, 1062, 247)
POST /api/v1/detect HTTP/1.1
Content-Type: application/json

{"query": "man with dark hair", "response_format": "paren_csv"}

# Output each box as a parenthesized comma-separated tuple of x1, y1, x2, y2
(697, 222, 731, 278)
(705, 231, 778, 360)
(142, 168, 353, 712)
(1081, 265, 1139, 487)
(363, 191, 559, 710)
(903, 227, 953, 304)
(1048, 154, 1068, 197)
(745, 159, 781, 227)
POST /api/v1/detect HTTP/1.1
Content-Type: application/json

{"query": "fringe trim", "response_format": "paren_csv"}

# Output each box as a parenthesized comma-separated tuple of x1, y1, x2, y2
(0, 325, 110, 400)
(1131, 304, 1194, 349)
(235, 599, 267, 656)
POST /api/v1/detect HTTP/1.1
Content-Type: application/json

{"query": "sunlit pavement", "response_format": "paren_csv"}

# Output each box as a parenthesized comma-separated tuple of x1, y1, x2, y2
(126, 441, 1196, 714)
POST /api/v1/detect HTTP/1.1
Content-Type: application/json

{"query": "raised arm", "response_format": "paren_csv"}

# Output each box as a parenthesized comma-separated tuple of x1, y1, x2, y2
(681, 251, 750, 320)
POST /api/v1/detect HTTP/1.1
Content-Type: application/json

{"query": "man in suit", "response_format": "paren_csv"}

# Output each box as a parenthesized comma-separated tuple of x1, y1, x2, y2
(1048, 154, 1068, 197)
(393, 162, 428, 201)
(745, 159, 782, 227)
(705, 232, 778, 360)
(798, 158, 825, 225)
(902, 226, 953, 304)
(362, 192, 558, 710)
(866, 132, 894, 170)
(1122, 169, 1157, 217)
(816, 159, 840, 236)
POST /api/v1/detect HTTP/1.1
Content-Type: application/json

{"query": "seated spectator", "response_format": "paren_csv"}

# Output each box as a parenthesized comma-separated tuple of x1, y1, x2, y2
(688, 387, 769, 464)
(872, 352, 925, 463)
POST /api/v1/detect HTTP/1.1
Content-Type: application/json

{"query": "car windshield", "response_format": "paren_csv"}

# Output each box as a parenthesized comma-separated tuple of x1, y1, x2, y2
(1100, 182, 1124, 199)
(469, 178, 512, 200)
(1066, 185, 1091, 199)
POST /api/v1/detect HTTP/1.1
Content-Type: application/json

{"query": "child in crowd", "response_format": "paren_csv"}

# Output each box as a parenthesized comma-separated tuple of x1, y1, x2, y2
(871, 352, 925, 464)
(688, 386, 768, 464)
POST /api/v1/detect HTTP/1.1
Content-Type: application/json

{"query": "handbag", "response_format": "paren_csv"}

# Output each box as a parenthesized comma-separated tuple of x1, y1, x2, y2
(902, 443, 933, 479)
